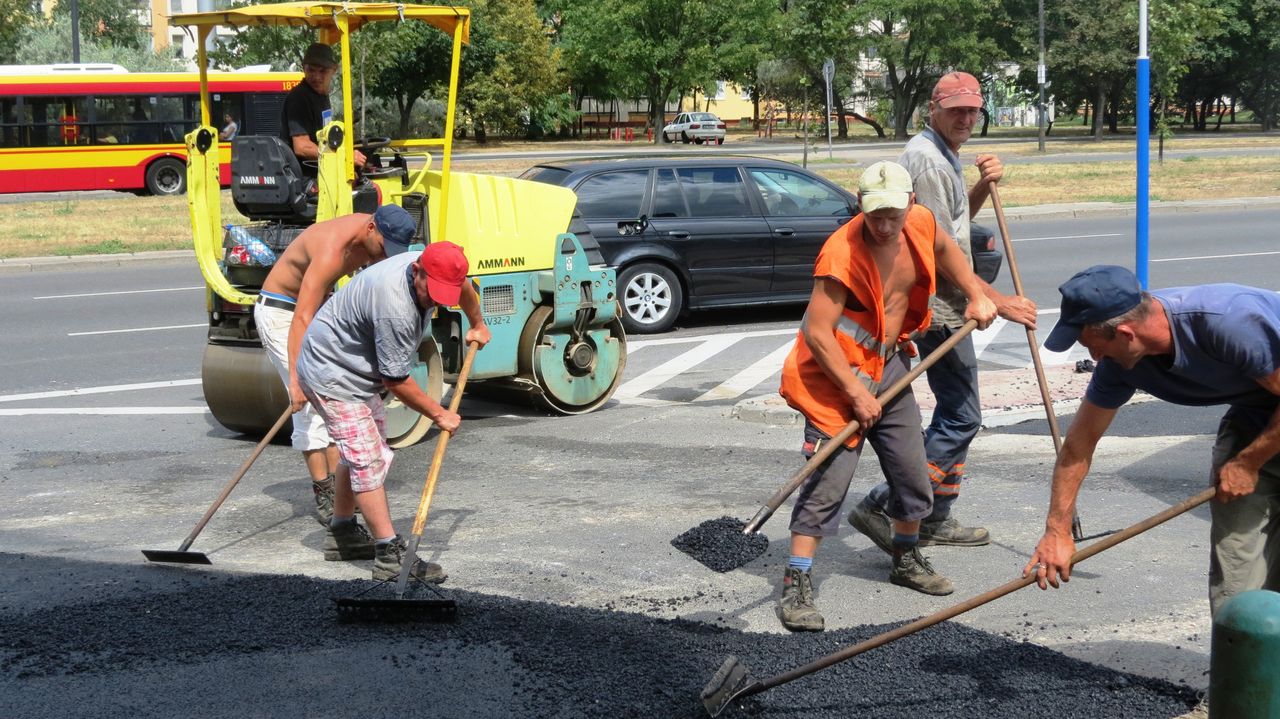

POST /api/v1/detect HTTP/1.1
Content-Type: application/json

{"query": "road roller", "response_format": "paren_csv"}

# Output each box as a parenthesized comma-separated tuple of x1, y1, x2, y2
(175, 2, 627, 446)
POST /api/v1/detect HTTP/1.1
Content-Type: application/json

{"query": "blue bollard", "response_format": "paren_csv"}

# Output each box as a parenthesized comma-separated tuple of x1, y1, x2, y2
(1209, 589, 1280, 718)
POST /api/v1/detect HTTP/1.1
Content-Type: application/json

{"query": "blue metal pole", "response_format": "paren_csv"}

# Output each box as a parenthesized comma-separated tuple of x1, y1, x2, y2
(1136, 0, 1150, 288)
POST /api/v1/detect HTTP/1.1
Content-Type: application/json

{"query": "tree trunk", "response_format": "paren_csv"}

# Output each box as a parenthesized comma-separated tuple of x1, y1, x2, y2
(841, 111, 885, 138)
(1091, 87, 1105, 140)
(979, 107, 989, 137)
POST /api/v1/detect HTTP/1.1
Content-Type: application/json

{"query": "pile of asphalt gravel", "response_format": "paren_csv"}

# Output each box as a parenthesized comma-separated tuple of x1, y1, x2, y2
(0, 563, 1197, 718)
(671, 516, 770, 573)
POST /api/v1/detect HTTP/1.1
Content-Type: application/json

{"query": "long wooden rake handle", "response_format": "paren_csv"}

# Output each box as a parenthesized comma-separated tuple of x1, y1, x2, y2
(753, 486, 1215, 693)
(177, 406, 291, 553)
(409, 341, 480, 536)
(742, 319, 979, 535)
(989, 184, 1084, 541)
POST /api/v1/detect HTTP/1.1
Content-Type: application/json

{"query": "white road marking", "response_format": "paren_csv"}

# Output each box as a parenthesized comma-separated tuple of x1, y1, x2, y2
(695, 341, 793, 402)
(626, 328, 794, 351)
(0, 407, 208, 416)
(1012, 233, 1124, 243)
(614, 335, 744, 402)
(971, 317, 1008, 357)
(68, 323, 205, 336)
(1152, 250, 1280, 263)
(34, 286, 203, 300)
(0, 378, 201, 403)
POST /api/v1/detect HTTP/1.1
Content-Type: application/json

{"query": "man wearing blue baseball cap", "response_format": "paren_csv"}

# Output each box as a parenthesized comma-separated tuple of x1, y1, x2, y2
(1024, 265, 1280, 714)
(255, 205, 418, 528)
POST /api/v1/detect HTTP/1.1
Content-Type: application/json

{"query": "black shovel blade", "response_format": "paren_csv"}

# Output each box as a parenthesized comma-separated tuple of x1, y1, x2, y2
(141, 549, 212, 565)
(701, 655, 760, 717)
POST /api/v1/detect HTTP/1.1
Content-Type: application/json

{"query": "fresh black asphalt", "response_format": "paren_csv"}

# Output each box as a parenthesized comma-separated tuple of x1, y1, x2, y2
(0, 553, 1197, 718)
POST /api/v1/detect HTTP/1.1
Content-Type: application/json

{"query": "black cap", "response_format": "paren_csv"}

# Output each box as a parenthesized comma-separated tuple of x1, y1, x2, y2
(1044, 265, 1143, 352)
(301, 42, 337, 69)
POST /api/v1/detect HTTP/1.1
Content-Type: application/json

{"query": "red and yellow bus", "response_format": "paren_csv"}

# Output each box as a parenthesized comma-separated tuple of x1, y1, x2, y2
(0, 68, 298, 196)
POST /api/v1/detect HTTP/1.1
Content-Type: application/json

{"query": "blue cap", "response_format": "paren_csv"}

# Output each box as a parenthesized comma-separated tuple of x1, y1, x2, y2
(1044, 265, 1143, 352)
(373, 205, 416, 256)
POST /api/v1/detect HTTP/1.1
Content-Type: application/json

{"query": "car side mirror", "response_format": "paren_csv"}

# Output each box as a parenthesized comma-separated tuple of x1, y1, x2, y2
(617, 215, 649, 236)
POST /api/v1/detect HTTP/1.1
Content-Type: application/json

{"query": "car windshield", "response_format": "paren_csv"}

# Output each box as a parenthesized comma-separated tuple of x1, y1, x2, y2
(690, 113, 718, 122)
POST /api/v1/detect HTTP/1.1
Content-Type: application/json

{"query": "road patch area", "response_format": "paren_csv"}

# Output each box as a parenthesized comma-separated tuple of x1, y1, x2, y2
(0, 553, 1196, 718)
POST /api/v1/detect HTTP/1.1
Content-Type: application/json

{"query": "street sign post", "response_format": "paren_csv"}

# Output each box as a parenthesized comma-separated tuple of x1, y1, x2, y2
(822, 58, 834, 159)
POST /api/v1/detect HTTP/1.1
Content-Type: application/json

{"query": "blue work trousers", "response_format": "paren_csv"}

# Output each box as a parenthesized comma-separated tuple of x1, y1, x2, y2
(868, 325, 982, 521)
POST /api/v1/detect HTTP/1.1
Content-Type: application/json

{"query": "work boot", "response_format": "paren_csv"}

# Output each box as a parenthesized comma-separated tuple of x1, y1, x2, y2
(889, 547, 955, 596)
(323, 518, 375, 561)
(372, 535, 447, 584)
(847, 497, 894, 554)
(918, 516, 990, 547)
(312, 475, 335, 526)
(776, 567, 824, 632)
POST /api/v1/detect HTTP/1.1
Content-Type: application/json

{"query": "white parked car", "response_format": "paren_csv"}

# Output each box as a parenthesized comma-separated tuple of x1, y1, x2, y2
(661, 112, 726, 145)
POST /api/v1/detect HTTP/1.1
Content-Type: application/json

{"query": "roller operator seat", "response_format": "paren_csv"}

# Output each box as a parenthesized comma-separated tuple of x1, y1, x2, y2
(230, 135, 317, 225)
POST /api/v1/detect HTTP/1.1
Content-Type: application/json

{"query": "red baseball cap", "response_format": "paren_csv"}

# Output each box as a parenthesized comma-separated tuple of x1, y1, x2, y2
(420, 241, 468, 306)
(932, 72, 983, 109)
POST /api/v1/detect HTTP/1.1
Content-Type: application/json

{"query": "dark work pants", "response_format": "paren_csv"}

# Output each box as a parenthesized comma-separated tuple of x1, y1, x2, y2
(789, 353, 934, 537)
(867, 325, 981, 522)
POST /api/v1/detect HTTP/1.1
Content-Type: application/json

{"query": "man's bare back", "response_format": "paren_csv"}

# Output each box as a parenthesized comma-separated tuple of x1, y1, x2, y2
(262, 213, 384, 298)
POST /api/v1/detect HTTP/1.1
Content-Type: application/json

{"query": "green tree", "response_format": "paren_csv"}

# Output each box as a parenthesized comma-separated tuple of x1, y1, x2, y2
(18, 21, 183, 71)
(1045, 0, 1135, 138)
(1232, 0, 1280, 130)
(51, 0, 147, 50)
(855, 0, 1005, 139)
(1149, 0, 1226, 156)
(0, 0, 41, 64)
(558, 0, 724, 141)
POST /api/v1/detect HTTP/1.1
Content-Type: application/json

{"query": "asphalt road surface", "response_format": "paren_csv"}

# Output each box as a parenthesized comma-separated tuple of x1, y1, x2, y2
(3, 207, 1274, 717)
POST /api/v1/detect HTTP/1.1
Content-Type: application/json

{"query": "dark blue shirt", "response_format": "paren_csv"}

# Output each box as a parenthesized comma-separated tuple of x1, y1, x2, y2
(1086, 284, 1280, 432)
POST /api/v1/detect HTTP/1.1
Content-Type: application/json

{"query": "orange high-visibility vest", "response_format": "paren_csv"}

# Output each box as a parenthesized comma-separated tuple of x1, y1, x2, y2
(779, 205, 938, 447)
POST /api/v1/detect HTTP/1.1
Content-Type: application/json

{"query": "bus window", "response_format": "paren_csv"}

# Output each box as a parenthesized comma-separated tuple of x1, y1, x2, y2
(26, 96, 88, 146)
(153, 95, 188, 143)
(93, 95, 134, 144)
(1, 98, 23, 147)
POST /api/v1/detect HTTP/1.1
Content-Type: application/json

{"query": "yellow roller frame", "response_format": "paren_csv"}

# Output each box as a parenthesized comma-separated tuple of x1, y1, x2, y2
(174, 2, 472, 306)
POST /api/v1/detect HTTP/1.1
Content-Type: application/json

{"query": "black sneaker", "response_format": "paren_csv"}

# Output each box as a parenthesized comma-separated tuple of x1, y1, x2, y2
(889, 547, 954, 596)
(323, 518, 375, 561)
(918, 516, 990, 547)
(847, 497, 894, 554)
(312, 475, 335, 526)
(373, 535, 447, 584)
(776, 567, 824, 632)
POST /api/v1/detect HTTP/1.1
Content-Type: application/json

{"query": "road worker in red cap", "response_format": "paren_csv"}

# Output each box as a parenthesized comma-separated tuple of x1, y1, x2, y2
(851, 71, 1037, 553)
(294, 240, 490, 581)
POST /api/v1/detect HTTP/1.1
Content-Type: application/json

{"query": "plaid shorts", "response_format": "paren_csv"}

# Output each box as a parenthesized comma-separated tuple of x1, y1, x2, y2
(302, 389, 393, 492)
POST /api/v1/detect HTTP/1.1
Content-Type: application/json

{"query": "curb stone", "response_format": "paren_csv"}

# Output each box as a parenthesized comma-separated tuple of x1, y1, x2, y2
(0, 249, 194, 274)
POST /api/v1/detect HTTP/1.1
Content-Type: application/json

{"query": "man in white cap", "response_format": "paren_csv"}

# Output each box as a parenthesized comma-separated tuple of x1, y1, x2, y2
(852, 71, 1036, 551)
(773, 161, 996, 632)
(295, 241, 491, 581)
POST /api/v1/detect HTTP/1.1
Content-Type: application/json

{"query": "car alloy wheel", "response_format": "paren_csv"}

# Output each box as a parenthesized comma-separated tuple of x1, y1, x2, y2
(618, 262, 682, 334)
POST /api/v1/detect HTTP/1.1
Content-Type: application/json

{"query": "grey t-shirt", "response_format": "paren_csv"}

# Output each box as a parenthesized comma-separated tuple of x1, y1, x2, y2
(899, 127, 972, 328)
(1086, 284, 1280, 433)
(296, 253, 429, 402)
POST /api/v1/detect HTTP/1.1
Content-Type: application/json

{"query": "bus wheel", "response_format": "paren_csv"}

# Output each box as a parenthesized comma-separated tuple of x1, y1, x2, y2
(145, 158, 186, 196)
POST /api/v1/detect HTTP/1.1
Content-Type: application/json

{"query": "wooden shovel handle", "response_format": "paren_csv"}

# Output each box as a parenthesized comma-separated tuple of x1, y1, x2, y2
(743, 319, 979, 534)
